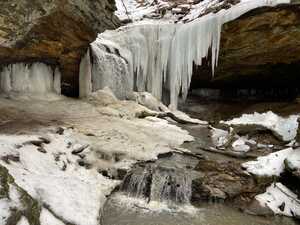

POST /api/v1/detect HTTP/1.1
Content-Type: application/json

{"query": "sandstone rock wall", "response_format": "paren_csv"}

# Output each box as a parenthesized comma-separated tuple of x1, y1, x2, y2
(192, 3, 300, 89)
(0, 0, 120, 96)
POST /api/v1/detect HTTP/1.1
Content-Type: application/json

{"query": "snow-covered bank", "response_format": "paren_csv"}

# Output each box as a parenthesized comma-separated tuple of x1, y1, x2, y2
(81, 0, 290, 109)
(0, 131, 119, 225)
(242, 146, 300, 217)
(0, 91, 196, 225)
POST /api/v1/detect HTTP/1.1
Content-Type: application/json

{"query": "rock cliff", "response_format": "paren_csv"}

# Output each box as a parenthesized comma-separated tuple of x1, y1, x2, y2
(192, 3, 300, 89)
(0, 0, 120, 96)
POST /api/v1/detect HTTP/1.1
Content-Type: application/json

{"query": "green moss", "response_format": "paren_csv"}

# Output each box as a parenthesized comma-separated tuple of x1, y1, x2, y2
(0, 165, 41, 225)
(0, 165, 12, 199)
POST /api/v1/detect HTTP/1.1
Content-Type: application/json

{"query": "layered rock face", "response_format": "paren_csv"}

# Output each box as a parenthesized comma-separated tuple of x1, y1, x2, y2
(0, 0, 120, 96)
(192, 3, 300, 89)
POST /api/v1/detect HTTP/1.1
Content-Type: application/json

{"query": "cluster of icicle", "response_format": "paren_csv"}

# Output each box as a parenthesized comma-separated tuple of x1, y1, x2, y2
(80, 0, 290, 109)
(0, 63, 61, 95)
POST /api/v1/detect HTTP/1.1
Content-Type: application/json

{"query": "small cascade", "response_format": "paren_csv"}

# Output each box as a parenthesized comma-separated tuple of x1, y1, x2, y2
(122, 165, 152, 199)
(120, 153, 199, 206)
(122, 164, 192, 205)
(150, 167, 192, 205)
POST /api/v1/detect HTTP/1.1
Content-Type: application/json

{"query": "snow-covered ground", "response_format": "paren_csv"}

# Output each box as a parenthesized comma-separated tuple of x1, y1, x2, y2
(0, 91, 196, 225)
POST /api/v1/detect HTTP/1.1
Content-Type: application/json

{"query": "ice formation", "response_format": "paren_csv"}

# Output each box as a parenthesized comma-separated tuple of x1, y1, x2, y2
(82, 0, 290, 109)
(0, 63, 61, 95)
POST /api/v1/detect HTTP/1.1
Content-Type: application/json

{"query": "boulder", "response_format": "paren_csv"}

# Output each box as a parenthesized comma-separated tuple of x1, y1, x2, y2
(0, 0, 120, 96)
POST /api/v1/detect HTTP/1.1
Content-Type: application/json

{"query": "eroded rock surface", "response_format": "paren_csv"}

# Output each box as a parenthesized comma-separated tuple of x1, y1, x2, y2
(192, 3, 300, 89)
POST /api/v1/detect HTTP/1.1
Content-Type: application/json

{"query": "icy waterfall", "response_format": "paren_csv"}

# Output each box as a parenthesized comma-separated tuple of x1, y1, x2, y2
(0, 63, 61, 95)
(80, 0, 290, 109)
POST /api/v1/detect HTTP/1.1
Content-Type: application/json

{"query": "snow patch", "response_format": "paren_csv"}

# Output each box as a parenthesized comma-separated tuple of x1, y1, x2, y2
(232, 138, 250, 152)
(16, 217, 30, 225)
(222, 111, 299, 142)
(0, 199, 10, 225)
(285, 148, 300, 170)
(210, 127, 230, 148)
(40, 208, 66, 225)
(256, 183, 300, 217)
(242, 148, 294, 177)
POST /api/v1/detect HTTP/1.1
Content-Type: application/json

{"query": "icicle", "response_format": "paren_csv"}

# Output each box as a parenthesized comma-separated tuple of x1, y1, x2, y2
(0, 63, 60, 95)
(84, 0, 290, 109)
(79, 49, 92, 98)
(54, 67, 62, 95)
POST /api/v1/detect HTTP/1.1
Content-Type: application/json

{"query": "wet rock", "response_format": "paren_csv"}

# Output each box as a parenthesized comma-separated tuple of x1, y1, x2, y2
(192, 159, 268, 203)
(37, 147, 47, 154)
(244, 199, 275, 216)
(1, 154, 20, 164)
(116, 168, 128, 180)
(71, 144, 89, 155)
(55, 127, 65, 135)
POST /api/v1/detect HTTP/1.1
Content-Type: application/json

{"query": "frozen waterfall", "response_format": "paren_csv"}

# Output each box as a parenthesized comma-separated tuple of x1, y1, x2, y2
(0, 63, 61, 95)
(80, 0, 290, 109)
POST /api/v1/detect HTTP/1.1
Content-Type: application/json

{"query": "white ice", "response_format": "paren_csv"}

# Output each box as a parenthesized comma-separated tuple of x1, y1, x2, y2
(0, 63, 61, 95)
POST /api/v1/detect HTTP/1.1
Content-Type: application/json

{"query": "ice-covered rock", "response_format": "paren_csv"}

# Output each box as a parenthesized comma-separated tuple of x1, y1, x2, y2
(232, 138, 250, 152)
(222, 111, 299, 142)
(210, 127, 230, 148)
(130, 92, 169, 112)
(256, 183, 300, 217)
(242, 148, 294, 177)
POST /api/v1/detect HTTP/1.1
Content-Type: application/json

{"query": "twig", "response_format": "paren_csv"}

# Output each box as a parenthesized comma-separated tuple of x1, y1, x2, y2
(120, 0, 131, 20)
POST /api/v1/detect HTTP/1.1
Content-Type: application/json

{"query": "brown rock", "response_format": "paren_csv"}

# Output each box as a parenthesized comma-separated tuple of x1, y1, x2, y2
(192, 4, 300, 89)
(0, 0, 120, 96)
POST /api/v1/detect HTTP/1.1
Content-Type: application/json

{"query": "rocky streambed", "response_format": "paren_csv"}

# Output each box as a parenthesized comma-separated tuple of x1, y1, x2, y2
(0, 90, 299, 225)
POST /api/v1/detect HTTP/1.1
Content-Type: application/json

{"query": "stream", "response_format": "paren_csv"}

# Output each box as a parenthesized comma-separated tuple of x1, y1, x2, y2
(102, 95, 300, 225)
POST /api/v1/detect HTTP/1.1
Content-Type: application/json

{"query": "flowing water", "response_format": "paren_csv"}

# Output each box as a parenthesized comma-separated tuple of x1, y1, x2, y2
(102, 97, 300, 225)
(102, 196, 298, 225)
(102, 152, 299, 225)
